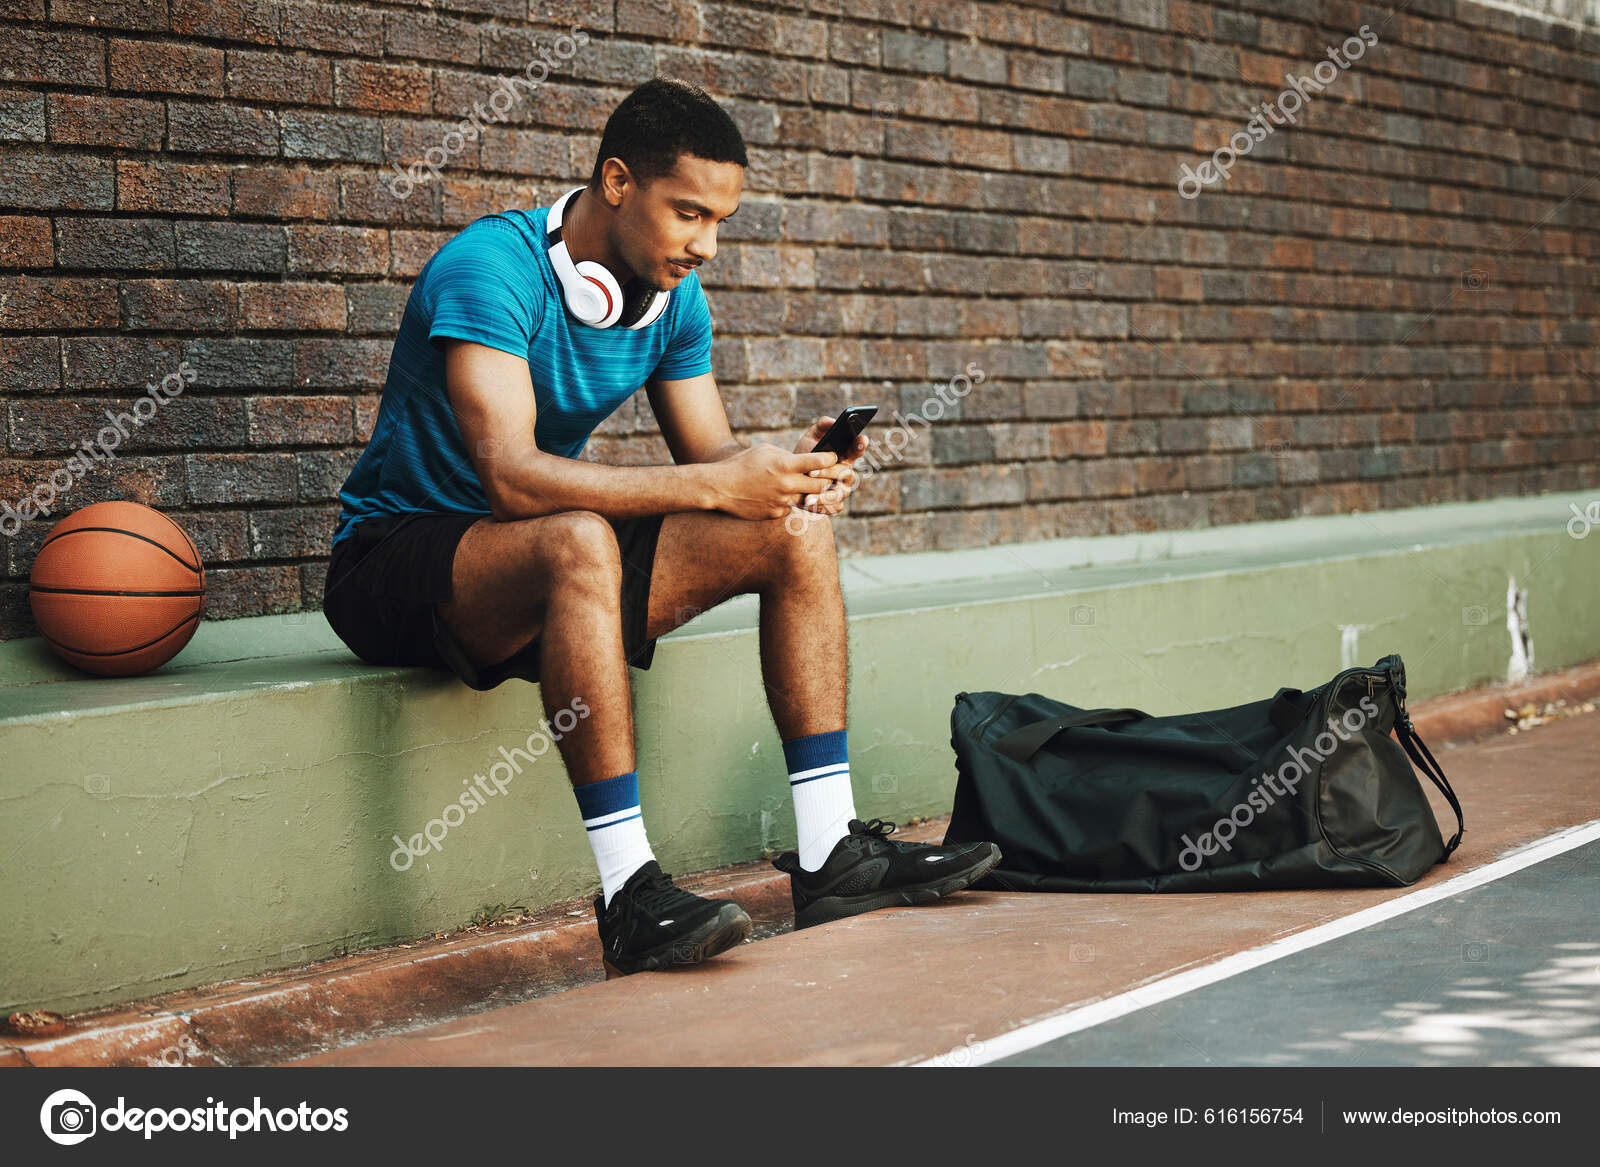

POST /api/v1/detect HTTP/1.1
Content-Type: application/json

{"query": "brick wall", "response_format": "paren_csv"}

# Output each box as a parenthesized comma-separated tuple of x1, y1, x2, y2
(1, 0, 1597, 640)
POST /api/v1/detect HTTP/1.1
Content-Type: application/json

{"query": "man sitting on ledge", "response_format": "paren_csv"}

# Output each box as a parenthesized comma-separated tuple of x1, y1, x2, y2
(323, 77, 1001, 976)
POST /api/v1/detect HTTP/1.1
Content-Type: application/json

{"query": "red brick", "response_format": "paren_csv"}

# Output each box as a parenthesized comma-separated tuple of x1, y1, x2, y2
(0, 337, 60, 392)
(226, 50, 334, 105)
(333, 61, 433, 114)
(109, 39, 225, 97)
(47, 94, 165, 149)
(119, 279, 234, 331)
(0, 216, 53, 268)
(277, 2, 384, 55)
(617, 0, 698, 40)
(286, 226, 389, 275)
(247, 396, 353, 445)
(0, 28, 105, 86)
(116, 161, 232, 216)
(237, 284, 348, 332)
(233, 169, 338, 220)
(168, 0, 276, 46)
(389, 230, 454, 277)
(0, 276, 118, 330)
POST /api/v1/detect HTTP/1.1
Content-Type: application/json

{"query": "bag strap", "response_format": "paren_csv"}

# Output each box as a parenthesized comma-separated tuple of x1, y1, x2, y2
(1394, 712, 1465, 858)
(993, 708, 1151, 763)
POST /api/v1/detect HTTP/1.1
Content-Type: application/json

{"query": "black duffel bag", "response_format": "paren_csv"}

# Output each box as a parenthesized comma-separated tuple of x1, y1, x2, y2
(943, 654, 1464, 891)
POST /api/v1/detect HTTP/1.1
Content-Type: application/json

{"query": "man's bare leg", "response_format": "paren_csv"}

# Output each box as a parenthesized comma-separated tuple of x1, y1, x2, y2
(643, 507, 857, 869)
(437, 507, 845, 779)
(641, 507, 1002, 925)
(434, 509, 754, 970)
(642, 509, 846, 739)
(434, 510, 633, 785)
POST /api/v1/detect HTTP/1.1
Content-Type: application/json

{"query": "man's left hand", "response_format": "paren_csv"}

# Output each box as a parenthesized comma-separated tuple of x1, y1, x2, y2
(792, 415, 869, 515)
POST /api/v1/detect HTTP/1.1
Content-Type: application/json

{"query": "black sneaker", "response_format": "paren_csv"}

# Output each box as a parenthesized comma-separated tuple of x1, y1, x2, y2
(770, 818, 1002, 930)
(595, 860, 752, 975)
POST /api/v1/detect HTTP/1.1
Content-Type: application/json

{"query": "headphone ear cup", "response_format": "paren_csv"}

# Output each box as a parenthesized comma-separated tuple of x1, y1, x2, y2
(573, 260, 622, 328)
(622, 285, 670, 330)
(616, 279, 667, 330)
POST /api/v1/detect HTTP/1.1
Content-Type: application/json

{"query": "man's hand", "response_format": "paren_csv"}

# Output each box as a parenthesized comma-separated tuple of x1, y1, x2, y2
(793, 415, 870, 515)
(707, 443, 841, 520)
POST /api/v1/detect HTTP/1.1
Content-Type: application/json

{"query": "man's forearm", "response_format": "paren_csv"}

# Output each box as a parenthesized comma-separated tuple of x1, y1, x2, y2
(489, 447, 749, 522)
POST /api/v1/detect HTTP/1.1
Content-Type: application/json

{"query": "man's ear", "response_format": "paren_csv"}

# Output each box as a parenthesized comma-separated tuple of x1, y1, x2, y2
(597, 157, 633, 210)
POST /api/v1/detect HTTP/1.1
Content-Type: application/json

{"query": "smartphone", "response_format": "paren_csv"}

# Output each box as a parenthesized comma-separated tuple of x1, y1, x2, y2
(810, 405, 877, 457)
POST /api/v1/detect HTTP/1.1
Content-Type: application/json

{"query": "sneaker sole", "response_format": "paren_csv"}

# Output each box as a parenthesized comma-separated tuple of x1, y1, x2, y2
(792, 843, 1003, 931)
(602, 902, 753, 976)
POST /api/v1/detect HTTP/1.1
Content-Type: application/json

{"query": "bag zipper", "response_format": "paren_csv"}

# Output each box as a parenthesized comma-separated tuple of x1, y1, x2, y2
(955, 690, 1023, 745)
(1307, 663, 1407, 884)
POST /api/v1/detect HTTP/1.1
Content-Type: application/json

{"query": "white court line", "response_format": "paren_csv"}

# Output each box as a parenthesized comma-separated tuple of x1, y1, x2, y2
(916, 818, 1600, 1067)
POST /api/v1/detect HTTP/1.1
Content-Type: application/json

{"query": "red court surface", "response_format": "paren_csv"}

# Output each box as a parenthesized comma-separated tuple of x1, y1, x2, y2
(289, 710, 1600, 1068)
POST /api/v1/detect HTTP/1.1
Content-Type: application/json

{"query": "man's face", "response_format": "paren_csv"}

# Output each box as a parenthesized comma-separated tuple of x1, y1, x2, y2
(605, 154, 743, 290)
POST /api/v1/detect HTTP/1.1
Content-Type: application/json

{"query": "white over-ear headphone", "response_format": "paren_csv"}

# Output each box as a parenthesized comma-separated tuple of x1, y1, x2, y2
(545, 185, 670, 330)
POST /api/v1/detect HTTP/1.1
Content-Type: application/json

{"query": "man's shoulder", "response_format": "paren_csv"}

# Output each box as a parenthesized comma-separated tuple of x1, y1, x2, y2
(428, 211, 544, 272)
(416, 210, 553, 313)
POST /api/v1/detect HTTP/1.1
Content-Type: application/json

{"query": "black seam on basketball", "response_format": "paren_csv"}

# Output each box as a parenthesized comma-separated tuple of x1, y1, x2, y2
(38, 526, 202, 574)
(166, 513, 202, 574)
(42, 609, 200, 657)
(156, 508, 199, 561)
(30, 586, 205, 596)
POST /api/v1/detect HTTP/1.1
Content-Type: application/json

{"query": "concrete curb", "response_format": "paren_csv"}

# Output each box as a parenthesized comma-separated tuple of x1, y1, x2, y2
(7, 661, 1599, 1068)
(2, 819, 944, 1068)
(1400, 659, 1600, 748)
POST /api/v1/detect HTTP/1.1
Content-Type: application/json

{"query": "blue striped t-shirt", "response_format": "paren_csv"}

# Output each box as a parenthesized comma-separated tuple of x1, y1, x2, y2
(330, 205, 713, 552)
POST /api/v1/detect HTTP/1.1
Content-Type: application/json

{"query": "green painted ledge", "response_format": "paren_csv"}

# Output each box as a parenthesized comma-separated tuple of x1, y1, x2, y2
(2, 489, 1597, 1015)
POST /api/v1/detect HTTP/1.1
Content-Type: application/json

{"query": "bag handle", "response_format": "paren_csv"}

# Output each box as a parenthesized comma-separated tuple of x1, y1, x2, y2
(1373, 654, 1464, 859)
(1268, 687, 1311, 733)
(1394, 712, 1466, 859)
(993, 707, 1151, 763)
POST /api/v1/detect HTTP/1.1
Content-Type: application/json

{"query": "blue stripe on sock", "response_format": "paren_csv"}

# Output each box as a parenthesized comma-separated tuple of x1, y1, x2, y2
(789, 770, 847, 787)
(584, 811, 641, 831)
(573, 771, 640, 821)
(781, 729, 848, 776)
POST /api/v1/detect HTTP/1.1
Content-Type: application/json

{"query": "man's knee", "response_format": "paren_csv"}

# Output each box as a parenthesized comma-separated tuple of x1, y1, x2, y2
(764, 509, 837, 580)
(535, 510, 622, 590)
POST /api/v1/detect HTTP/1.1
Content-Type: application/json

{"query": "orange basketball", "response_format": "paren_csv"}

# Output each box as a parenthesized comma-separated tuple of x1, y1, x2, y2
(28, 501, 206, 677)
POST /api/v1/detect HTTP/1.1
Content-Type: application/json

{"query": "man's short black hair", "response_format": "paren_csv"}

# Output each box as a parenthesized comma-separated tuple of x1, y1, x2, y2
(589, 77, 748, 189)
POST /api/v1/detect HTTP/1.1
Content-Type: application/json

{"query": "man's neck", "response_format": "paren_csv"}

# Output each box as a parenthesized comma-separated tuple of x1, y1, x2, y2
(561, 186, 635, 284)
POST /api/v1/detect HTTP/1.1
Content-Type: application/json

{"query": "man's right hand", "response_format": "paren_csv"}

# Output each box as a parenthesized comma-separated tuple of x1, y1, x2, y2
(706, 443, 840, 520)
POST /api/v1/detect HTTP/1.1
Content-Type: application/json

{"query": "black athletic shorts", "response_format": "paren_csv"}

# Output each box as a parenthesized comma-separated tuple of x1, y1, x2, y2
(322, 510, 666, 691)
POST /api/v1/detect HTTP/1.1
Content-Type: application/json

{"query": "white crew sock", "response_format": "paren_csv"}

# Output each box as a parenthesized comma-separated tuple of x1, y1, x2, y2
(783, 729, 857, 871)
(573, 771, 657, 907)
